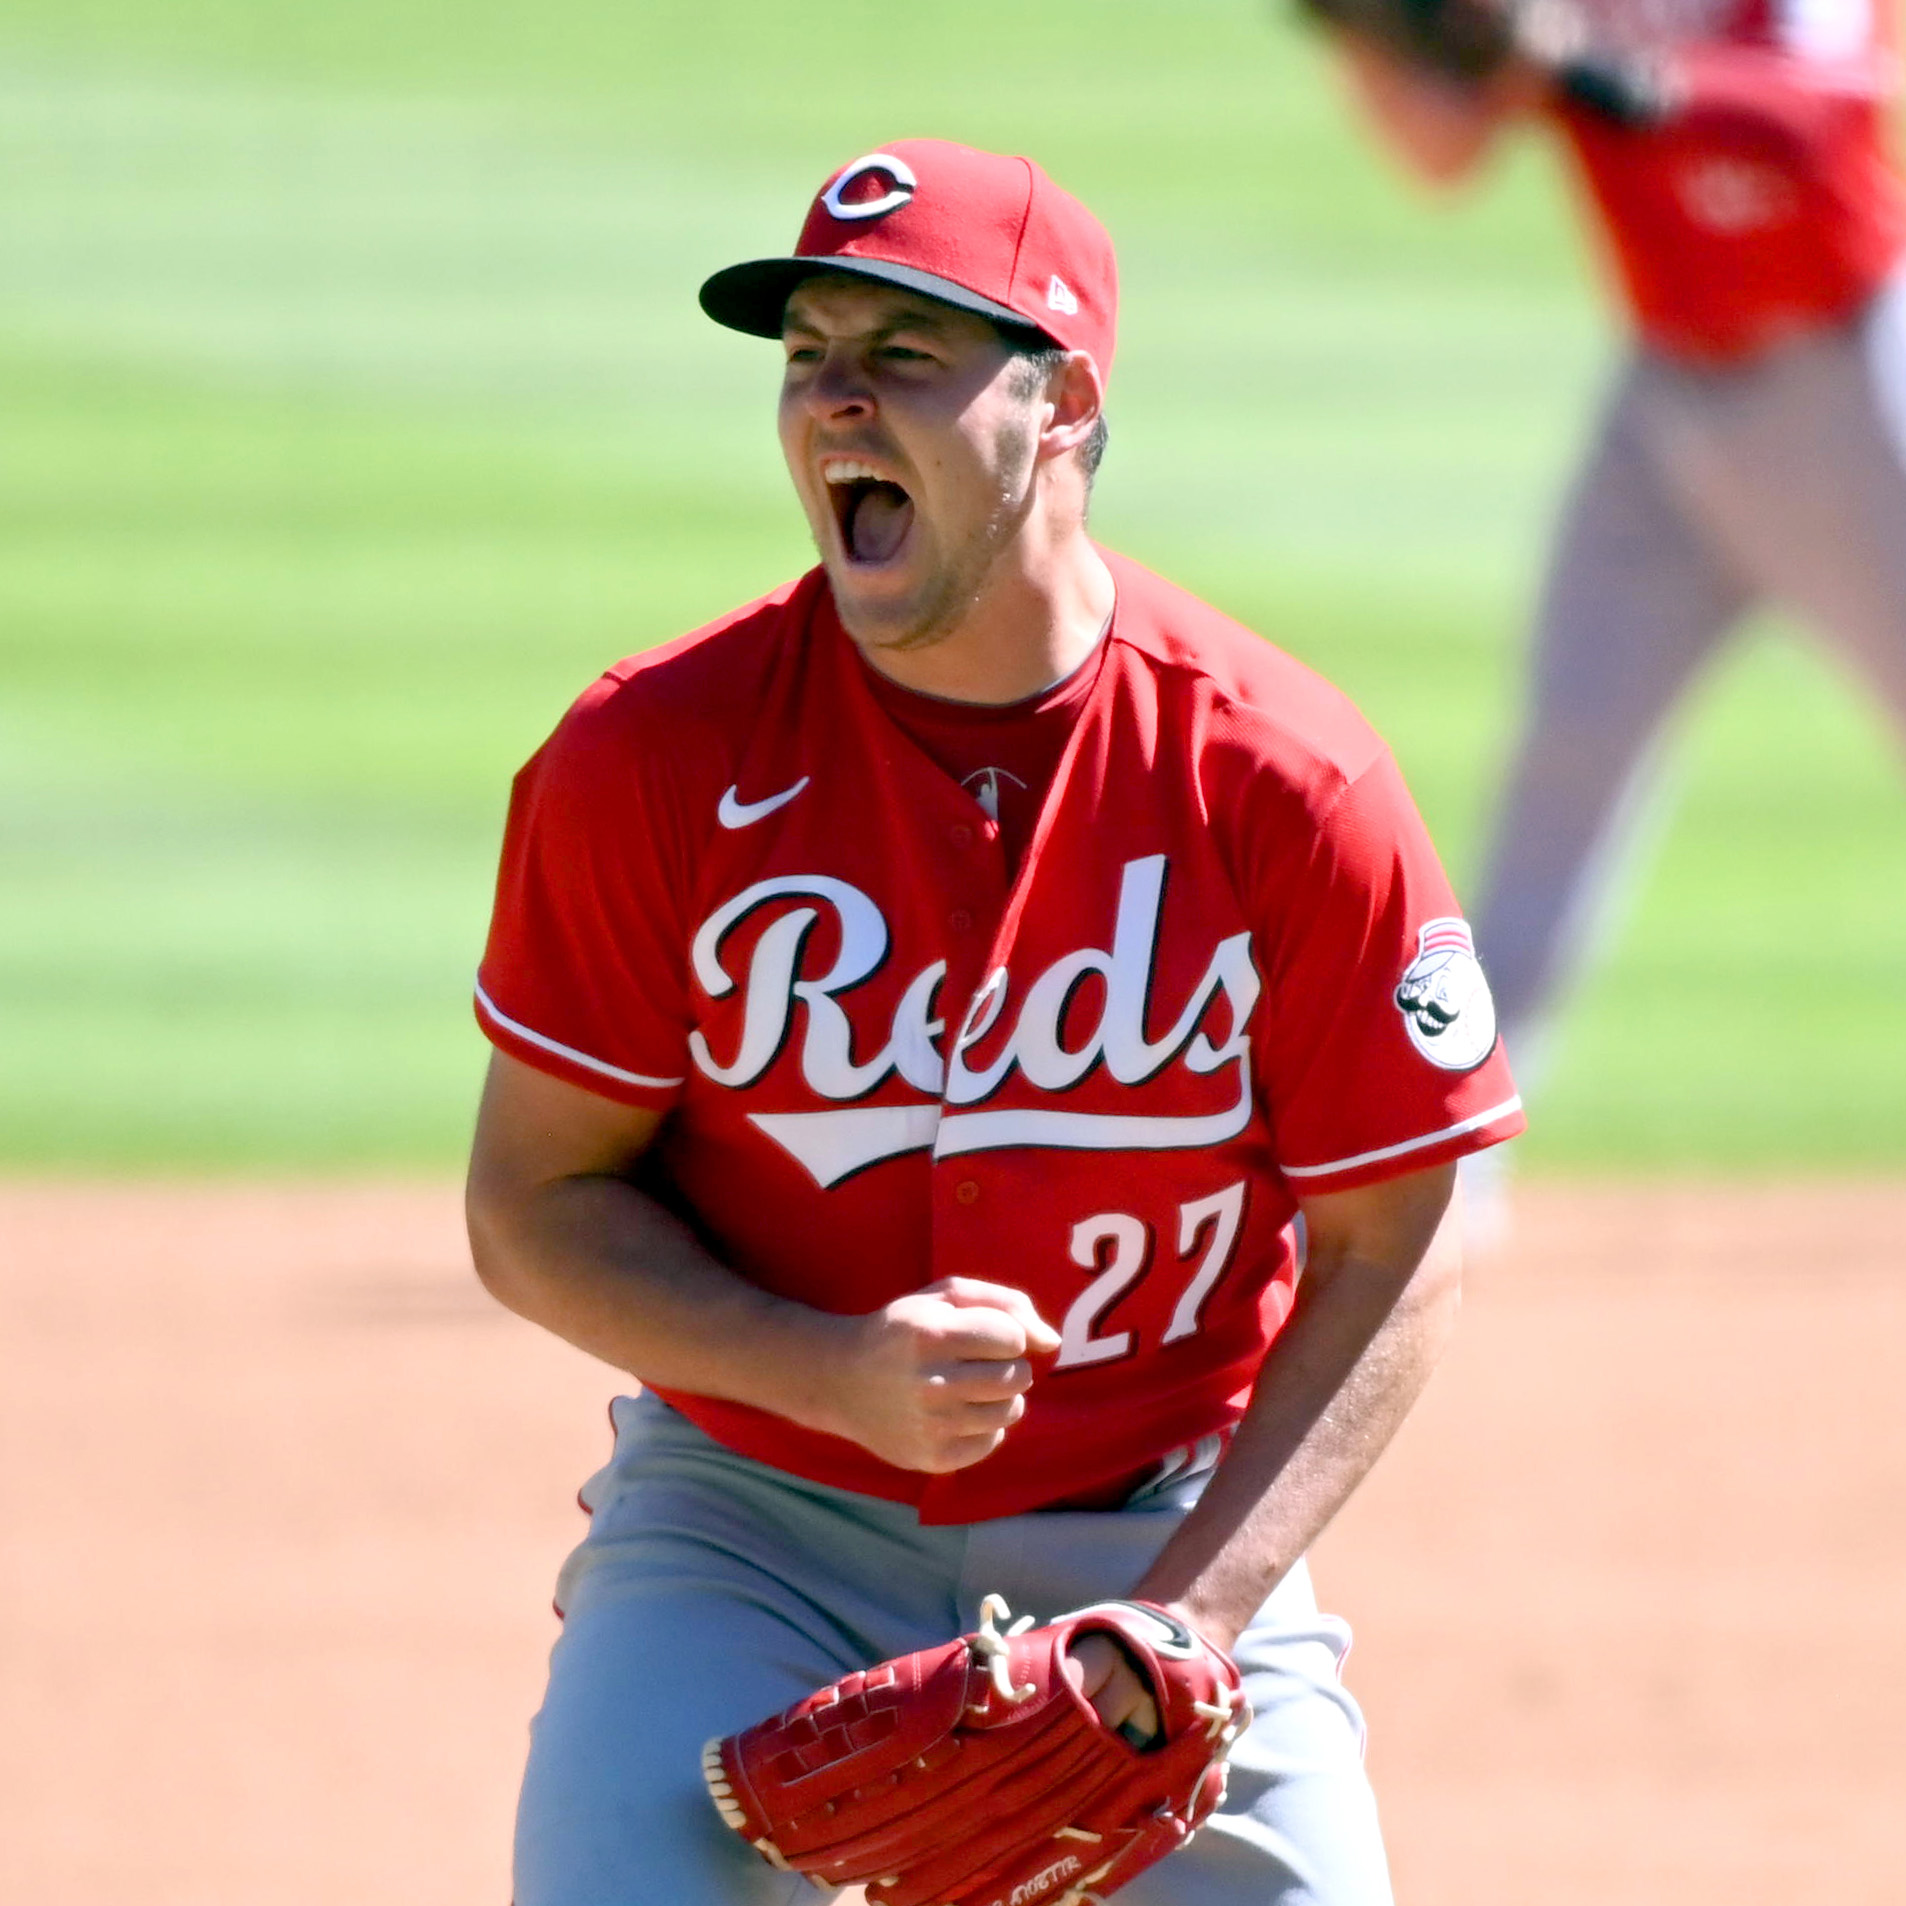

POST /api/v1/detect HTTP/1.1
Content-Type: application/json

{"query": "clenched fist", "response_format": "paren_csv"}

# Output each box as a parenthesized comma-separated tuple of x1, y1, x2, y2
(820, 1276, 1061, 1472)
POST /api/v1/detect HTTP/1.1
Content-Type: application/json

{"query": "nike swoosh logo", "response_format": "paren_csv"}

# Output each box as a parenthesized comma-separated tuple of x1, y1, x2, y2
(717, 776, 810, 829)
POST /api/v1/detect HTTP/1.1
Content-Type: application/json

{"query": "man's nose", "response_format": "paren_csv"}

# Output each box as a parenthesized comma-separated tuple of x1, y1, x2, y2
(804, 348, 874, 418)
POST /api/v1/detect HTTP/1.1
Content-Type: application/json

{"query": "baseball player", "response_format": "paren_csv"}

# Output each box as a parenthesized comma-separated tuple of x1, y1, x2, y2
(1300, 0, 1906, 1108)
(466, 138, 1523, 1906)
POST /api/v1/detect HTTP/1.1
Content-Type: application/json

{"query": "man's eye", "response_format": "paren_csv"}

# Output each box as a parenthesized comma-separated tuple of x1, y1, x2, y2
(879, 346, 932, 364)
(784, 344, 823, 365)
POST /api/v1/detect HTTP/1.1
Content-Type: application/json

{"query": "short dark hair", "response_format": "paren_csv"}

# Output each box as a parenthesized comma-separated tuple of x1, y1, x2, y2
(1003, 334, 1109, 486)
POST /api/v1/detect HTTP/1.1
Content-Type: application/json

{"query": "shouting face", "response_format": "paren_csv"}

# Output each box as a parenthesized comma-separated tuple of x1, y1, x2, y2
(778, 274, 1050, 657)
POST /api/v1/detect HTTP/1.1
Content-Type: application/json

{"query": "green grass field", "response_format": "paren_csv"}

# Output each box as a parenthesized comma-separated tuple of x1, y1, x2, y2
(3, 0, 1903, 1170)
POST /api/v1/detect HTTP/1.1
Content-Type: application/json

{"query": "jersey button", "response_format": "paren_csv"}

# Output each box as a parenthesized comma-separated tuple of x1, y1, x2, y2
(954, 1180, 981, 1205)
(949, 908, 974, 932)
(949, 822, 974, 848)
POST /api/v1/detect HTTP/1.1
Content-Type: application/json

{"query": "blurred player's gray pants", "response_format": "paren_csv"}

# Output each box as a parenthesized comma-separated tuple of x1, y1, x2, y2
(1472, 267, 1906, 1075)
(514, 1391, 1392, 1906)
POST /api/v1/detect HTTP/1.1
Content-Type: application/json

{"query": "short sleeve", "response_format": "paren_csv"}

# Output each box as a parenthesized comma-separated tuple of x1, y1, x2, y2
(1257, 751, 1524, 1193)
(474, 680, 693, 1109)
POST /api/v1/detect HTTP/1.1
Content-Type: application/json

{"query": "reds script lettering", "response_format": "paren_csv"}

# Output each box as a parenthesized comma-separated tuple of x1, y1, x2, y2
(688, 854, 1260, 1187)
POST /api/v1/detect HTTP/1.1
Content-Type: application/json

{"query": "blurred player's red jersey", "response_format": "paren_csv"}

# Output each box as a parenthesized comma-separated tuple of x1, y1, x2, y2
(477, 556, 1522, 1521)
(1555, 0, 1906, 358)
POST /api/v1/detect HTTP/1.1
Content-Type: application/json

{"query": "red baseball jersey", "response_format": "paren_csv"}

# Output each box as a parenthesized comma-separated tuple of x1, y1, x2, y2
(477, 554, 1523, 1522)
(1552, 0, 1906, 359)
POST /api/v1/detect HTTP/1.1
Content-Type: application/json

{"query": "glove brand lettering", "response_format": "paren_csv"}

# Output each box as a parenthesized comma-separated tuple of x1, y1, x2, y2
(995, 1854, 1083, 1906)
(688, 855, 1260, 1186)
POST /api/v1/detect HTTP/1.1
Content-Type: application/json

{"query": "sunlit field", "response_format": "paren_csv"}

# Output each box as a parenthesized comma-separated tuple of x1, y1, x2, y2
(4, 0, 1903, 1168)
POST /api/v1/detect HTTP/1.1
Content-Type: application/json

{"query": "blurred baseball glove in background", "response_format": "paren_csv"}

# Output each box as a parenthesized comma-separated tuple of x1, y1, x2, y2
(1298, 0, 1518, 82)
(1296, 0, 1675, 124)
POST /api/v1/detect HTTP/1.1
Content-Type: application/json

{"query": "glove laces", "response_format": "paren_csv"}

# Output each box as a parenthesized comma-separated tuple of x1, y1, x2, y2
(972, 1594, 1038, 1704)
(1192, 1681, 1245, 1743)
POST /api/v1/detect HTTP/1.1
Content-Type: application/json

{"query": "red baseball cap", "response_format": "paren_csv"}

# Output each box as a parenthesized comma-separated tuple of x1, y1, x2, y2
(699, 138, 1118, 375)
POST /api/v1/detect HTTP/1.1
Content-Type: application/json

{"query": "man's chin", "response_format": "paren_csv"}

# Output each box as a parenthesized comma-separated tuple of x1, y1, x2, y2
(825, 563, 959, 655)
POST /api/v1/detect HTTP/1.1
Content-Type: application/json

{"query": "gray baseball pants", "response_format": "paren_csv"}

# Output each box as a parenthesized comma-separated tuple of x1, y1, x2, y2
(513, 1391, 1394, 1906)
(1471, 268, 1906, 1068)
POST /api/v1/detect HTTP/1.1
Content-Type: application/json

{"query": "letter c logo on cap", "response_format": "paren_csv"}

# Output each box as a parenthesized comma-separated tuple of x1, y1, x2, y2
(821, 152, 918, 223)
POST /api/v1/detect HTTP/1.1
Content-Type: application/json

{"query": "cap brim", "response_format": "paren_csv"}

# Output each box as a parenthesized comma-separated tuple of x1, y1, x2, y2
(699, 255, 1056, 345)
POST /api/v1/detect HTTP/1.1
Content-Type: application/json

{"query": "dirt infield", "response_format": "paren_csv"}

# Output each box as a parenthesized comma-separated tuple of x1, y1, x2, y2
(2, 1181, 1901, 1905)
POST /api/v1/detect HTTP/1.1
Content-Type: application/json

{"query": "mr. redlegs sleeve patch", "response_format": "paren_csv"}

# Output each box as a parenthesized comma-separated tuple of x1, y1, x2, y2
(1394, 918, 1499, 1073)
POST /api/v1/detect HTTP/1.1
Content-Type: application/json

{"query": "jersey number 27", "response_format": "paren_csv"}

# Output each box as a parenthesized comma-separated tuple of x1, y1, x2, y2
(1056, 1180, 1248, 1370)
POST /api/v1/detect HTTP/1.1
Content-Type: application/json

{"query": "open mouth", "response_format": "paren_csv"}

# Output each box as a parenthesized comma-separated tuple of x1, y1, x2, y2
(823, 459, 915, 567)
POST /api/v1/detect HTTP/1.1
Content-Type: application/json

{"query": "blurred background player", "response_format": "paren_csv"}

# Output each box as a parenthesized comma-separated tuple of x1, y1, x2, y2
(1299, 0, 1906, 1179)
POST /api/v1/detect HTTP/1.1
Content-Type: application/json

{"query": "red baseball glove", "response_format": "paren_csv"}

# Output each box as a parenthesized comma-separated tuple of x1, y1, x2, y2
(702, 1595, 1249, 1906)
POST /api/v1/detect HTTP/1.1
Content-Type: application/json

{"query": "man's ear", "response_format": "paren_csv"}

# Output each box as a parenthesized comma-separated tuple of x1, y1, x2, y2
(1038, 351, 1105, 463)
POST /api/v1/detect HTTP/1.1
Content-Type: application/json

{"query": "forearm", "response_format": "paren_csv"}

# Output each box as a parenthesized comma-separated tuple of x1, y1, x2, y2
(465, 1046, 1060, 1474)
(1135, 1203, 1462, 1648)
(467, 1169, 853, 1432)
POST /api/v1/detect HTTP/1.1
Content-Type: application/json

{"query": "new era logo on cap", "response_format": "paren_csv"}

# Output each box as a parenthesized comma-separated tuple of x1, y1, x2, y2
(698, 138, 1119, 376)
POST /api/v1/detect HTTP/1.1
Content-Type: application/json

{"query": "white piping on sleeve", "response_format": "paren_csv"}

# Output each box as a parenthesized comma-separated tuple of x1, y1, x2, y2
(1282, 1095, 1524, 1181)
(474, 981, 685, 1091)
